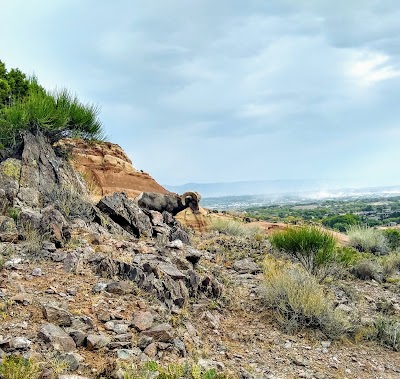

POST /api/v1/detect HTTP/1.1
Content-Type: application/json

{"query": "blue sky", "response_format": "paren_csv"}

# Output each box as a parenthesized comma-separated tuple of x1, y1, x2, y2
(1, 1, 400, 186)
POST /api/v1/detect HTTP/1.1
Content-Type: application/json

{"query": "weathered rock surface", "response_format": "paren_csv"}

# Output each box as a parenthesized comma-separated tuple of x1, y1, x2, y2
(38, 323, 76, 352)
(56, 138, 169, 200)
(97, 192, 153, 238)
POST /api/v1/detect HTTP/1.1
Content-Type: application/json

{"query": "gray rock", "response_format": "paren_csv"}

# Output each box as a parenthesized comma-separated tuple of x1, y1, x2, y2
(143, 342, 157, 357)
(38, 323, 76, 352)
(42, 304, 72, 326)
(0, 216, 18, 242)
(104, 321, 129, 334)
(9, 337, 32, 349)
(116, 348, 141, 360)
(141, 323, 173, 342)
(173, 338, 186, 356)
(233, 258, 260, 274)
(86, 334, 111, 350)
(57, 352, 83, 371)
(69, 330, 87, 347)
(132, 311, 154, 331)
(32, 267, 43, 276)
(92, 282, 108, 293)
(63, 252, 79, 273)
(42, 241, 57, 252)
(106, 281, 132, 295)
(138, 335, 154, 350)
(97, 193, 153, 238)
(17, 187, 39, 207)
(198, 358, 225, 371)
(158, 264, 186, 280)
(58, 376, 90, 379)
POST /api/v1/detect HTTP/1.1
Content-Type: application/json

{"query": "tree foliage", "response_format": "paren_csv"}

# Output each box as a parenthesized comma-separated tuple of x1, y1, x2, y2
(322, 213, 360, 232)
(0, 59, 104, 150)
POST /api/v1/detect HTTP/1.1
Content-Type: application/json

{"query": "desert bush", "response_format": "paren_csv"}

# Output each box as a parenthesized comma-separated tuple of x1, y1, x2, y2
(334, 246, 365, 267)
(120, 361, 229, 379)
(351, 259, 381, 281)
(383, 228, 400, 251)
(379, 252, 400, 278)
(0, 356, 41, 379)
(262, 256, 346, 338)
(372, 317, 400, 351)
(20, 223, 44, 255)
(42, 185, 94, 220)
(269, 226, 337, 279)
(347, 225, 388, 255)
(211, 218, 263, 239)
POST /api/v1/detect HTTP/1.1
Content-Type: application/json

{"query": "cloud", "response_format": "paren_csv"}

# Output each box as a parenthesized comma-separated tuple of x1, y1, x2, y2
(0, 0, 399, 186)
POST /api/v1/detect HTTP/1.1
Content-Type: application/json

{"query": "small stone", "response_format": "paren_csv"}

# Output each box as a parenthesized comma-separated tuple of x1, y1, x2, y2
(158, 264, 186, 280)
(92, 282, 108, 293)
(32, 267, 43, 276)
(141, 323, 173, 342)
(86, 334, 111, 350)
(57, 352, 83, 371)
(39, 323, 76, 352)
(9, 337, 32, 349)
(106, 281, 132, 295)
(97, 309, 111, 322)
(11, 293, 33, 305)
(132, 311, 154, 331)
(138, 335, 153, 350)
(233, 258, 260, 274)
(143, 342, 157, 357)
(117, 349, 139, 360)
(198, 359, 225, 371)
(104, 321, 129, 334)
(69, 330, 87, 347)
(42, 304, 72, 326)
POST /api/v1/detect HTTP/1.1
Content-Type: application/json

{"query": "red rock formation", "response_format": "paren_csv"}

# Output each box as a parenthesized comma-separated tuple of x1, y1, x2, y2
(57, 139, 169, 201)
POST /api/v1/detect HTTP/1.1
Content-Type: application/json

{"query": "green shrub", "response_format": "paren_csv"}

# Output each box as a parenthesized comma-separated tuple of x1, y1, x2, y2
(262, 256, 347, 338)
(347, 225, 388, 255)
(0, 87, 104, 148)
(334, 246, 365, 267)
(269, 226, 337, 279)
(383, 228, 400, 251)
(0, 356, 41, 379)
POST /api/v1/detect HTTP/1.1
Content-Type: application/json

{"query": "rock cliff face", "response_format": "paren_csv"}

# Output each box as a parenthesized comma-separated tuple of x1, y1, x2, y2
(57, 139, 169, 200)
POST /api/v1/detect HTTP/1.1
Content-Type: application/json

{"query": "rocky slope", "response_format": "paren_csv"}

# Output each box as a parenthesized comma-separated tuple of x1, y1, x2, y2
(1, 132, 400, 379)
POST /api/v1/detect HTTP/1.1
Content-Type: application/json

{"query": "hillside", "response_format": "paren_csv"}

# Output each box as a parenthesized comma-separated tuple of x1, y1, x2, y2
(1, 132, 400, 379)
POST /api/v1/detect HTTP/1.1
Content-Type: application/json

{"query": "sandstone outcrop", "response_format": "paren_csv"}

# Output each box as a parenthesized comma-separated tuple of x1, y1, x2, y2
(57, 138, 169, 200)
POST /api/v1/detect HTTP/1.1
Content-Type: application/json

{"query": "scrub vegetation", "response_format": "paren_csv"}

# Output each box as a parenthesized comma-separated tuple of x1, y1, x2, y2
(0, 60, 104, 151)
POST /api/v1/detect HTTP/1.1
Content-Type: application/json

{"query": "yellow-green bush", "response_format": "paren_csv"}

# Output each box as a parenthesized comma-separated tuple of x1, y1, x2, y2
(0, 356, 41, 379)
(262, 256, 347, 338)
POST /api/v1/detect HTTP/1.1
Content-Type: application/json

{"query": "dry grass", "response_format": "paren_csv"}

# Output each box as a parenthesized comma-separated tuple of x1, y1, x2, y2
(262, 255, 347, 338)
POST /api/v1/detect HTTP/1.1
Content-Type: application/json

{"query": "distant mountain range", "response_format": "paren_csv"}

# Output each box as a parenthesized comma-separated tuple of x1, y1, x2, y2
(164, 179, 400, 199)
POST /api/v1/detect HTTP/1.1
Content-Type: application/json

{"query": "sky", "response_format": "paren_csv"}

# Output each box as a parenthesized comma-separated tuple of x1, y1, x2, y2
(1, 0, 400, 187)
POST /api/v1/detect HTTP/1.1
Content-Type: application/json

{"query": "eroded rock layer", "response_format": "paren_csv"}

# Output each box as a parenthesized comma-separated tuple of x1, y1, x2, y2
(57, 139, 169, 200)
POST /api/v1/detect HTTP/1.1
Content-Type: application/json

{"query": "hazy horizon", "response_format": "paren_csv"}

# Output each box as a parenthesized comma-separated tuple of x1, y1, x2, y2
(1, 1, 399, 187)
